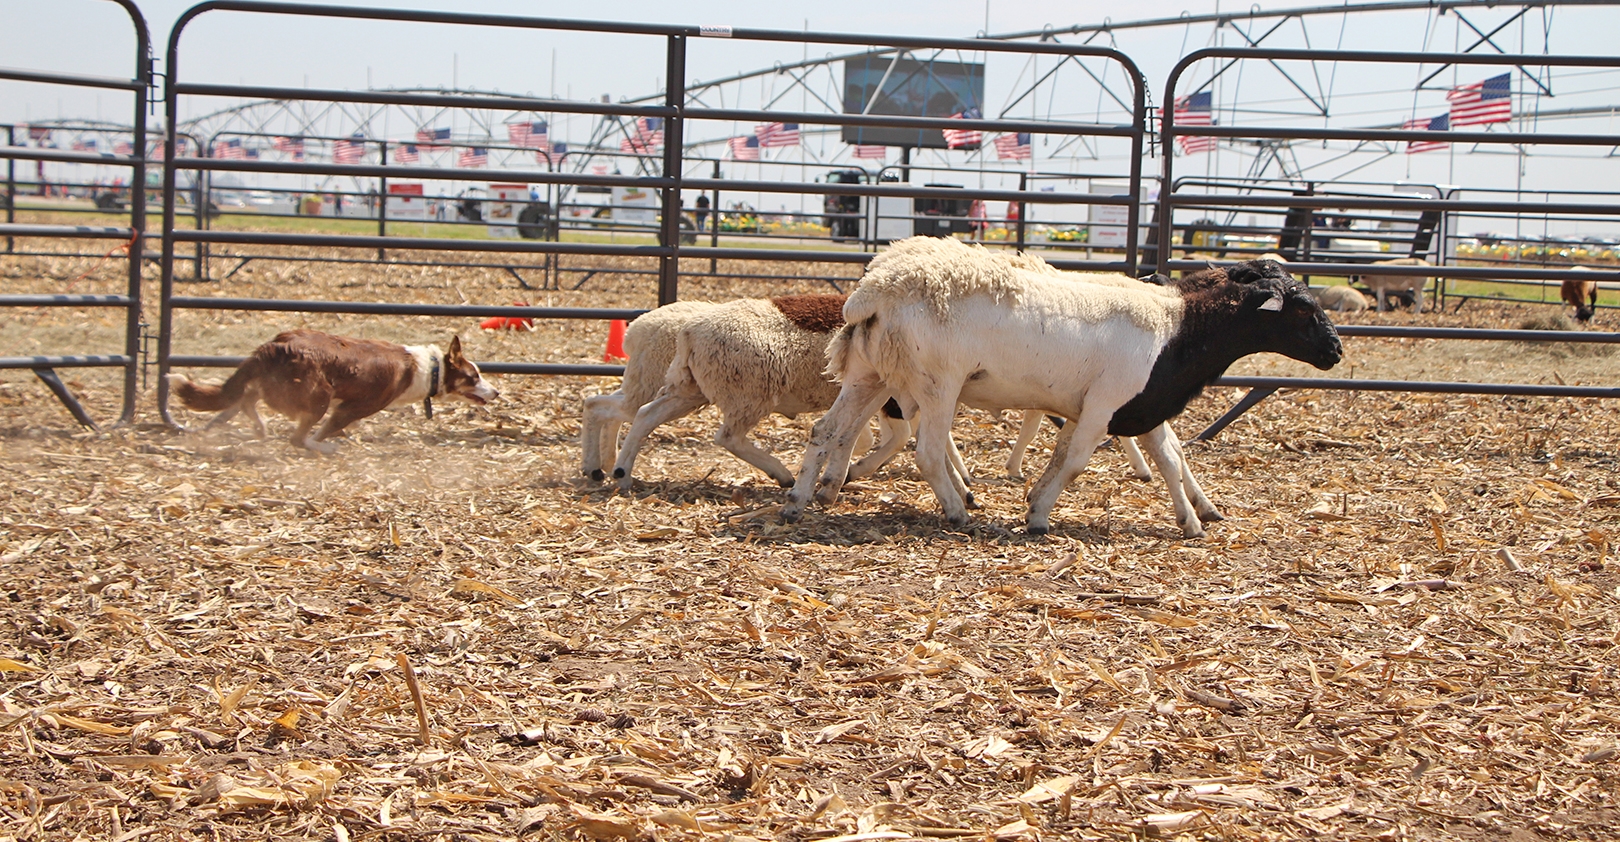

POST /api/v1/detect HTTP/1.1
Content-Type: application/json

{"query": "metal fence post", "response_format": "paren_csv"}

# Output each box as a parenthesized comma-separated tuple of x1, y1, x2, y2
(657, 33, 686, 306)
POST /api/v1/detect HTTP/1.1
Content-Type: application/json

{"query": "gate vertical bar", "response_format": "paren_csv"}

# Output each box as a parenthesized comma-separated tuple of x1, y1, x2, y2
(5, 125, 14, 254)
(378, 140, 389, 262)
(121, 11, 150, 425)
(1122, 61, 1145, 278)
(156, 6, 193, 426)
(657, 33, 686, 306)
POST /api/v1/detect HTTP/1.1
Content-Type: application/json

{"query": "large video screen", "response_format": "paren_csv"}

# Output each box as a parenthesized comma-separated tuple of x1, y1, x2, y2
(842, 56, 985, 149)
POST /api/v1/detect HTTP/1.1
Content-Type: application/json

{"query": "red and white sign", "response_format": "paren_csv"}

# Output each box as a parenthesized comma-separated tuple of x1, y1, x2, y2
(386, 182, 426, 220)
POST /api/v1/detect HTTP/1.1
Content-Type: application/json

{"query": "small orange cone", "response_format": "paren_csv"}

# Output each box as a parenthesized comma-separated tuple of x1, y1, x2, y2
(603, 319, 628, 362)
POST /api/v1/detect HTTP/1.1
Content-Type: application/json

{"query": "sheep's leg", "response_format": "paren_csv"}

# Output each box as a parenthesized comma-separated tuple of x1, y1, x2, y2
(812, 384, 891, 505)
(847, 412, 910, 481)
(1412, 284, 1425, 314)
(783, 377, 886, 520)
(1025, 407, 1111, 536)
(1136, 424, 1204, 538)
(911, 384, 971, 526)
(581, 392, 627, 481)
(1160, 423, 1221, 524)
(1375, 288, 1389, 312)
(1005, 410, 1045, 481)
(611, 385, 707, 492)
(1120, 434, 1153, 481)
(714, 408, 794, 487)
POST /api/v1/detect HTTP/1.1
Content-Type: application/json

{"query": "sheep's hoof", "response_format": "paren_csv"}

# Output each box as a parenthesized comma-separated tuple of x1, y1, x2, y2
(776, 477, 795, 489)
(780, 505, 804, 523)
(1179, 522, 1207, 539)
(1198, 509, 1225, 524)
(1026, 523, 1050, 537)
(964, 491, 980, 510)
(588, 468, 605, 482)
(813, 486, 840, 506)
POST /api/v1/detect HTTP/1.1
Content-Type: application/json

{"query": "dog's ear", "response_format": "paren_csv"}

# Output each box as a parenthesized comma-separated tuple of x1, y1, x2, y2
(446, 335, 464, 360)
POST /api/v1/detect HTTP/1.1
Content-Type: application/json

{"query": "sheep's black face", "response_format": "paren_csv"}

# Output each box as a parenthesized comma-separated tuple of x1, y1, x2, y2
(1236, 262, 1343, 371)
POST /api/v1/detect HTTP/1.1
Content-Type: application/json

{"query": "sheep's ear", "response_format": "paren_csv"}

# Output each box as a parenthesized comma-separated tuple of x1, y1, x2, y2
(1257, 292, 1284, 312)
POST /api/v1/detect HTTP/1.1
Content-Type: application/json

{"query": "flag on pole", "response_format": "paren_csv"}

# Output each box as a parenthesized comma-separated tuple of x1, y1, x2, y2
(113, 140, 134, 156)
(1447, 72, 1512, 127)
(27, 125, 52, 142)
(393, 143, 419, 163)
(727, 135, 761, 161)
(457, 146, 488, 168)
(1403, 114, 1449, 154)
(942, 107, 983, 149)
(415, 127, 451, 147)
(71, 138, 98, 152)
(755, 122, 801, 147)
(853, 144, 886, 159)
(620, 137, 656, 154)
(540, 142, 567, 165)
(635, 117, 665, 147)
(1173, 91, 1218, 154)
(507, 120, 548, 149)
(332, 134, 365, 164)
(993, 132, 1032, 160)
(214, 138, 247, 159)
(273, 136, 304, 159)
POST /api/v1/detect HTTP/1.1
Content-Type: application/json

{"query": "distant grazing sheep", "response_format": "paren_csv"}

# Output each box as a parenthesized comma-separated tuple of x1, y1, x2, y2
(1353, 257, 1432, 313)
(1562, 266, 1598, 322)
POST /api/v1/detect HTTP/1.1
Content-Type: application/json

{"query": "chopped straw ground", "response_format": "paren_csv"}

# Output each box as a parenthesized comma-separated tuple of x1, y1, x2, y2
(1, 244, 1617, 841)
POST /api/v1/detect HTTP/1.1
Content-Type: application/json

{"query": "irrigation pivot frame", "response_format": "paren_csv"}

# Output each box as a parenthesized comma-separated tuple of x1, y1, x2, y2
(0, 0, 150, 428)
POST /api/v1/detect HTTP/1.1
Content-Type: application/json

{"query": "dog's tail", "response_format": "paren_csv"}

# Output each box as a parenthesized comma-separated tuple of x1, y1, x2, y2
(165, 360, 260, 411)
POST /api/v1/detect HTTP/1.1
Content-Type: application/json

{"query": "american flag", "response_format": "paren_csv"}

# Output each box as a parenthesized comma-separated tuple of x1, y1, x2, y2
(416, 127, 451, 147)
(1403, 114, 1449, 154)
(853, 144, 886, 159)
(1173, 91, 1218, 154)
(244, 148, 260, 159)
(507, 120, 548, 149)
(27, 126, 51, 142)
(591, 163, 609, 175)
(333, 134, 366, 164)
(755, 122, 800, 147)
(727, 135, 761, 161)
(540, 142, 567, 165)
(394, 143, 420, 163)
(635, 117, 664, 147)
(273, 136, 304, 159)
(458, 146, 488, 168)
(620, 136, 657, 154)
(993, 132, 1032, 160)
(1447, 72, 1512, 127)
(113, 140, 134, 156)
(214, 138, 247, 159)
(71, 138, 98, 152)
(942, 107, 983, 149)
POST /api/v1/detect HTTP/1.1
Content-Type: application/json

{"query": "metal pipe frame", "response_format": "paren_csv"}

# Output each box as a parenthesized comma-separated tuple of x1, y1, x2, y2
(156, 1, 1146, 426)
(0, 0, 148, 426)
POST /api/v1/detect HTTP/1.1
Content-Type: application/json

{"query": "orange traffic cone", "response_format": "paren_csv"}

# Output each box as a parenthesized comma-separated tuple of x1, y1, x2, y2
(603, 319, 628, 362)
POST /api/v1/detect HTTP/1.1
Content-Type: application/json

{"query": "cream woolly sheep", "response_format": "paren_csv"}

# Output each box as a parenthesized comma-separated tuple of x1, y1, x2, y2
(1311, 285, 1370, 313)
(611, 294, 910, 492)
(785, 236, 1342, 535)
(1353, 257, 1432, 312)
(581, 301, 719, 482)
(1562, 266, 1598, 322)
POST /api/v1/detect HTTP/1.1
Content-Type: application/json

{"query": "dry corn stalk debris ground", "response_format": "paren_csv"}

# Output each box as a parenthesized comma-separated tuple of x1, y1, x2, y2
(0, 246, 1617, 841)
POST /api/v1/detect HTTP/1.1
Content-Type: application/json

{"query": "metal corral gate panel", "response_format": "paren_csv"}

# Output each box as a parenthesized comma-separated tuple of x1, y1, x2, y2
(154, 1, 1147, 425)
(1157, 48, 1620, 436)
(0, 0, 150, 428)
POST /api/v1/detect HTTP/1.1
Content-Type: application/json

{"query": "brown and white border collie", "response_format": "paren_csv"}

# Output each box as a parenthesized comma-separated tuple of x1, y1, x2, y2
(165, 329, 498, 454)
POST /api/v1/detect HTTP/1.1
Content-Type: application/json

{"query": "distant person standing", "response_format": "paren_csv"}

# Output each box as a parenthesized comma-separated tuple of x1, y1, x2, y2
(694, 194, 711, 232)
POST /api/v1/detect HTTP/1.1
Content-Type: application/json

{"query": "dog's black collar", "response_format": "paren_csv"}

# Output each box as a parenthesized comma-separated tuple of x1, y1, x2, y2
(424, 349, 441, 419)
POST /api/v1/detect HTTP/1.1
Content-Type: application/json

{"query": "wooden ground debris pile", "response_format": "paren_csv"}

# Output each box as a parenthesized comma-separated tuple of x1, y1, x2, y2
(0, 250, 1617, 840)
